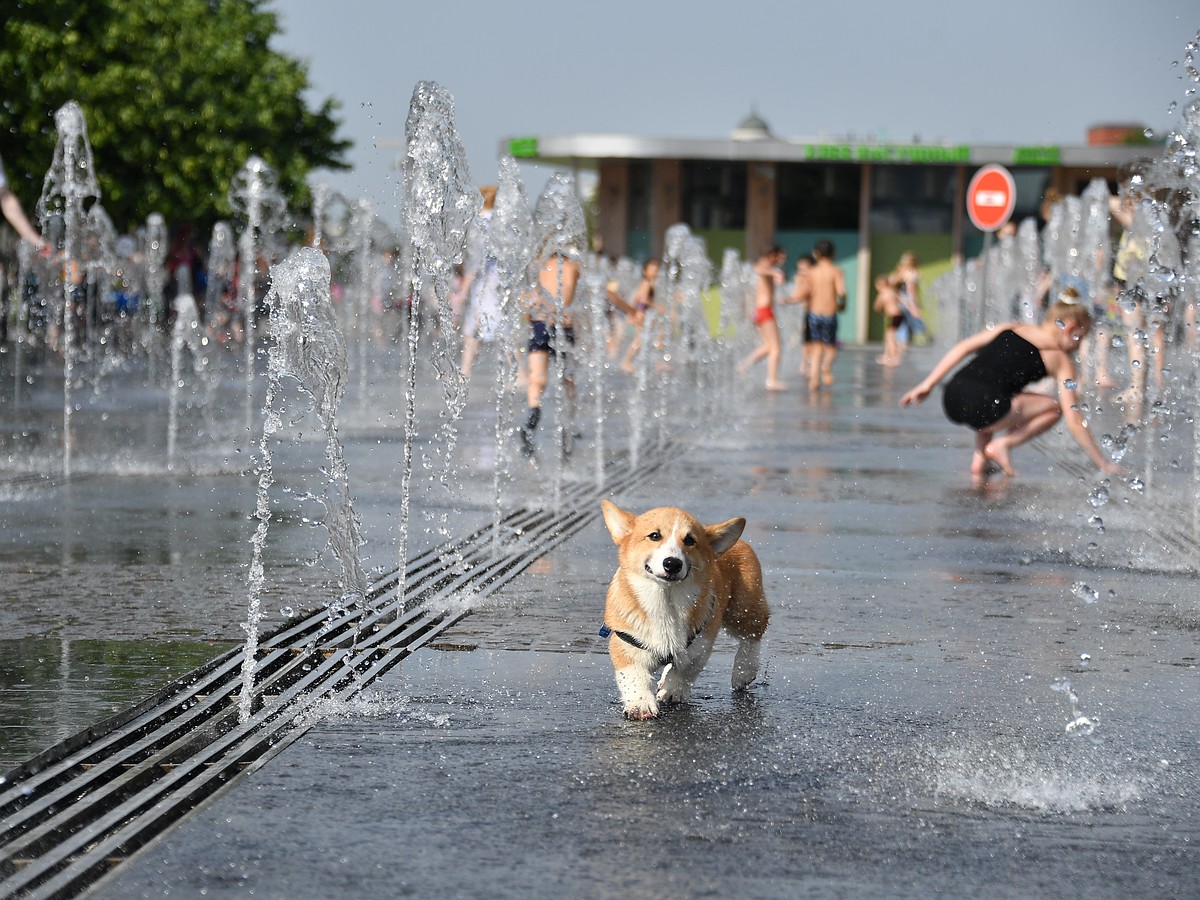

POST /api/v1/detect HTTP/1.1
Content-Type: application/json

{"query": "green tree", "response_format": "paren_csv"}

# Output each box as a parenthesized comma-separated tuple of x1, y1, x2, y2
(0, 0, 350, 233)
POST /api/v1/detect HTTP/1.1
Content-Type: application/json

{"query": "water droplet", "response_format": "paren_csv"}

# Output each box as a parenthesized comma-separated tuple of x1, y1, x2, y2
(1080, 653, 1091, 663)
(1063, 378, 1078, 390)
(281, 606, 295, 618)
(1066, 715, 1096, 735)
(1087, 515, 1104, 532)
(1071, 582, 1100, 603)
(1127, 476, 1145, 493)
(1088, 486, 1109, 508)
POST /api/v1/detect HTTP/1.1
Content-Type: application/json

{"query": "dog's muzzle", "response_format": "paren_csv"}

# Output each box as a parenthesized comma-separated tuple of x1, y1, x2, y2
(648, 556, 688, 582)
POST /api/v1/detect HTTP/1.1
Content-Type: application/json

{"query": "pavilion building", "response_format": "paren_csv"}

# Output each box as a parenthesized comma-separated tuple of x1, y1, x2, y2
(501, 114, 1153, 342)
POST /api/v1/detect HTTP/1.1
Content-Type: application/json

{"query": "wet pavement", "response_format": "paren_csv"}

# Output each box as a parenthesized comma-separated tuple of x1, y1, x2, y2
(3, 343, 1200, 898)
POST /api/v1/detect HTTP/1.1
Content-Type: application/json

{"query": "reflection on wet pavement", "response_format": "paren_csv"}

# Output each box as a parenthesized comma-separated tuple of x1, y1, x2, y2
(0, 637, 233, 770)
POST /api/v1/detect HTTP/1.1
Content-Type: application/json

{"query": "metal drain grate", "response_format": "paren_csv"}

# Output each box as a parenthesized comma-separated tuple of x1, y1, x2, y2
(0, 449, 669, 899)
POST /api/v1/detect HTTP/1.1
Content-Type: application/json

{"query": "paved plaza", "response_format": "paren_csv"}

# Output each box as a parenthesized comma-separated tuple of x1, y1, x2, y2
(3, 345, 1198, 898)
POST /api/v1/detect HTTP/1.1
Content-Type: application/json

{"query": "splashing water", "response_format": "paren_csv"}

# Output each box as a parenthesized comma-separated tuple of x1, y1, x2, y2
(238, 249, 367, 721)
(487, 156, 533, 554)
(167, 272, 210, 470)
(144, 212, 169, 360)
(36, 101, 101, 478)
(269, 249, 367, 611)
(396, 81, 480, 604)
(530, 172, 587, 510)
(1052, 677, 1098, 735)
(228, 155, 288, 435)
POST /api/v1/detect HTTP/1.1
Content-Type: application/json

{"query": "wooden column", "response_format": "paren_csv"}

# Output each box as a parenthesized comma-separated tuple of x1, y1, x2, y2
(745, 162, 777, 258)
(650, 160, 682, 258)
(856, 164, 872, 342)
(951, 165, 966, 264)
(597, 160, 629, 258)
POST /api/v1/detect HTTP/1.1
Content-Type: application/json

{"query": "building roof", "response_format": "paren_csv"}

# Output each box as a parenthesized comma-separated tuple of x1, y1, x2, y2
(501, 132, 1153, 170)
(731, 109, 773, 141)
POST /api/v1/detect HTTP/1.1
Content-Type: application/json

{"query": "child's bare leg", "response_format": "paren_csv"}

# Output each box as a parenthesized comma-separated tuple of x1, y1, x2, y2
(739, 336, 767, 376)
(970, 430, 992, 477)
(806, 344, 823, 385)
(877, 328, 895, 365)
(621, 334, 642, 373)
(821, 344, 837, 385)
(984, 395, 1061, 476)
(1151, 321, 1166, 389)
(1093, 326, 1117, 388)
(765, 321, 785, 388)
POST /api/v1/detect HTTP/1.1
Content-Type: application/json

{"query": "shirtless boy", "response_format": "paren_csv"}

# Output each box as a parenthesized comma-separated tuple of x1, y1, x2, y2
(873, 275, 904, 367)
(806, 240, 846, 388)
(738, 245, 787, 390)
(519, 251, 580, 456)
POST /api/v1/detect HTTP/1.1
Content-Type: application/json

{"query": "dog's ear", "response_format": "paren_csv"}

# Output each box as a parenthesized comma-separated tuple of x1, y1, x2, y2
(706, 517, 745, 556)
(601, 499, 635, 544)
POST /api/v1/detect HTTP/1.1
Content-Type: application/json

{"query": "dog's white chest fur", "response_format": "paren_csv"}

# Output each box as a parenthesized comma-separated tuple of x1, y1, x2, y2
(628, 575, 707, 660)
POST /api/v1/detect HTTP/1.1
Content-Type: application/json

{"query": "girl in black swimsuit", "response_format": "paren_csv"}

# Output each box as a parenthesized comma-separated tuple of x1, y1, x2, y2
(901, 297, 1119, 479)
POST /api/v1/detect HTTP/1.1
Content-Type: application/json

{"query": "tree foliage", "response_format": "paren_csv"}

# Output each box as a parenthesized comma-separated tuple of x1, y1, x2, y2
(0, 0, 350, 233)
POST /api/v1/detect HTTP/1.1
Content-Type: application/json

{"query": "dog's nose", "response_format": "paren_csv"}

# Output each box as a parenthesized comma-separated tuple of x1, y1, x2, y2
(662, 556, 683, 576)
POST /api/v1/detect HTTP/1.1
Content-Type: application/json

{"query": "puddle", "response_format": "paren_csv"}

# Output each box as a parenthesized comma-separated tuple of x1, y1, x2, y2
(0, 636, 232, 772)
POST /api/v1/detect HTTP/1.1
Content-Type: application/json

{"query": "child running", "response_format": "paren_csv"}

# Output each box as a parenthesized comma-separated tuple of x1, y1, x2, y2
(900, 292, 1120, 479)
(737, 245, 788, 390)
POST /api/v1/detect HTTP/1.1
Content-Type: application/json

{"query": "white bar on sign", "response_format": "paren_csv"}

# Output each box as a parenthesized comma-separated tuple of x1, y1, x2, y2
(975, 190, 1007, 207)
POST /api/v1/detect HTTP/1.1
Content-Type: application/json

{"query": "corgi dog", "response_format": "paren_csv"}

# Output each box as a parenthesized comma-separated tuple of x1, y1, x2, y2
(600, 500, 769, 720)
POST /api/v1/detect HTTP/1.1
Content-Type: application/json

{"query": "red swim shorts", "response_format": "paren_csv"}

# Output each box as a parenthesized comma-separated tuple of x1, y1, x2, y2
(754, 306, 775, 326)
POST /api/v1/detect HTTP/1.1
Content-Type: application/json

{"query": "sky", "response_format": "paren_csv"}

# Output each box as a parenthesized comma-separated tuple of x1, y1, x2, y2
(269, 0, 1198, 222)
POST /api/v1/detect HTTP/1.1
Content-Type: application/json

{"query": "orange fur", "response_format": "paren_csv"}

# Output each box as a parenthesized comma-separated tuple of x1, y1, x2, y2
(600, 500, 769, 719)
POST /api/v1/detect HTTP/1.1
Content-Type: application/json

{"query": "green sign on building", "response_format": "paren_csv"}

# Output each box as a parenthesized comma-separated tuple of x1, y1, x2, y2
(1012, 146, 1062, 166)
(804, 143, 971, 164)
(509, 137, 539, 158)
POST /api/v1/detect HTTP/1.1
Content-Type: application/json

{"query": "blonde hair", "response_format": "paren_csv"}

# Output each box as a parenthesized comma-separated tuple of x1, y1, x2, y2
(1046, 289, 1092, 330)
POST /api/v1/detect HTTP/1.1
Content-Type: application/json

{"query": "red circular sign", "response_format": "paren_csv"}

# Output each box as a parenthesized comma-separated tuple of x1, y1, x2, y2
(966, 164, 1016, 232)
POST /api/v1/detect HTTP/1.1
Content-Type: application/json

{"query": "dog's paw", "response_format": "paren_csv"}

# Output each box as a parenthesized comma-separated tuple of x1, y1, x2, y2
(655, 684, 691, 705)
(623, 699, 659, 720)
(731, 670, 757, 692)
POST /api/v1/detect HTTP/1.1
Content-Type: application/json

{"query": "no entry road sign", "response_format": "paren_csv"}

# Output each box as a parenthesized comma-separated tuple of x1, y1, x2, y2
(966, 164, 1016, 232)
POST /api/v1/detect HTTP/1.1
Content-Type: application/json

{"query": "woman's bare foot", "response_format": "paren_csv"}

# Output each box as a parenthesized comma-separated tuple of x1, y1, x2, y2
(765, 380, 787, 391)
(983, 440, 1018, 477)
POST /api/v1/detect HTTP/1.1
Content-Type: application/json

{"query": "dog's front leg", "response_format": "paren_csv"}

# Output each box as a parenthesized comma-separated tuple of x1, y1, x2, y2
(656, 631, 716, 705)
(616, 664, 658, 719)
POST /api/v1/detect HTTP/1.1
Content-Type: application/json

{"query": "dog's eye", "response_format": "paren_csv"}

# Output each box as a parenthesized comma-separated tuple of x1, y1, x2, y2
(648, 531, 662, 542)
(683, 534, 697, 547)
